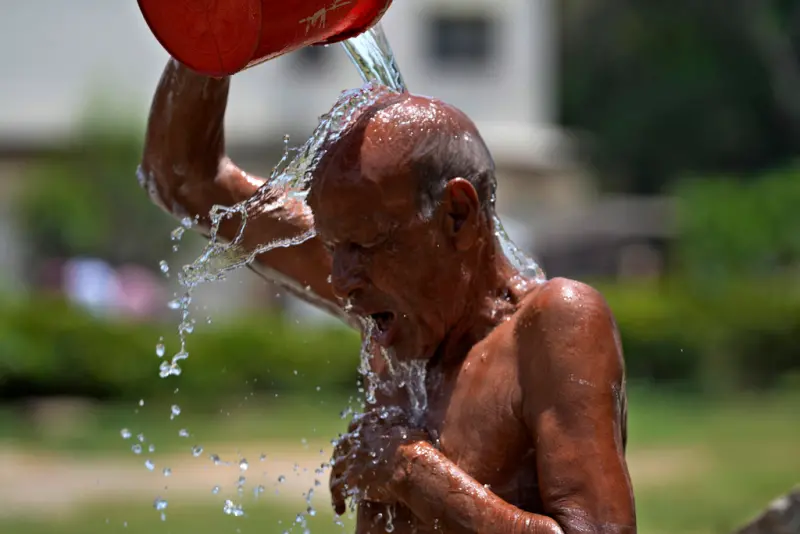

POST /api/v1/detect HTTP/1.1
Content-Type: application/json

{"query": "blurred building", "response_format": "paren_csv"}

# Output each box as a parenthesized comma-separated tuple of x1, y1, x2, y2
(0, 1, 670, 319)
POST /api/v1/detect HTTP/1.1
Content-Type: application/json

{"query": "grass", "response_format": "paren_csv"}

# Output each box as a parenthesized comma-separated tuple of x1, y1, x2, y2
(0, 388, 798, 533)
(0, 394, 356, 455)
(1, 500, 356, 534)
(626, 387, 800, 533)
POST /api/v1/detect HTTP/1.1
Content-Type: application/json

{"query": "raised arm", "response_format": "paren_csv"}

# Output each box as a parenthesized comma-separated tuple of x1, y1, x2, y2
(138, 59, 342, 318)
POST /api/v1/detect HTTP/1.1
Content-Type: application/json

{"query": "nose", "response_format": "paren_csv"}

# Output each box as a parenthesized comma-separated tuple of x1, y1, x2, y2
(330, 245, 368, 300)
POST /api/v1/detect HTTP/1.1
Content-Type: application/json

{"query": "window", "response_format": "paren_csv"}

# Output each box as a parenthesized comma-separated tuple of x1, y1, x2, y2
(427, 13, 496, 68)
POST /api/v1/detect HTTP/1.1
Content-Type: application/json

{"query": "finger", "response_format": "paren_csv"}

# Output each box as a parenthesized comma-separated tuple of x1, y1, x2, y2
(332, 437, 354, 468)
(330, 448, 350, 482)
(329, 474, 348, 516)
(348, 409, 377, 432)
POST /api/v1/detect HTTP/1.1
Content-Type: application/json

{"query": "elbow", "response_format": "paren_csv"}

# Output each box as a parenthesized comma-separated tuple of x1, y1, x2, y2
(137, 143, 201, 221)
(136, 160, 173, 216)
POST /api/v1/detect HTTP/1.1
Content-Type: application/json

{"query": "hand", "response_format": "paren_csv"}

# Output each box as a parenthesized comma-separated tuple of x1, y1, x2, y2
(329, 406, 429, 515)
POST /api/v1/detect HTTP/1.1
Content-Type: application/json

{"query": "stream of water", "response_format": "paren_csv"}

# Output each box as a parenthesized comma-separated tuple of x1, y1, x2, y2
(147, 21, 544, 528)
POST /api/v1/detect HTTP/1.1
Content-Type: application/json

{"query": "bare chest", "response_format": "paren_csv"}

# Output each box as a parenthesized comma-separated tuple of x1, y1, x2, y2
(420, 348, 540, 509)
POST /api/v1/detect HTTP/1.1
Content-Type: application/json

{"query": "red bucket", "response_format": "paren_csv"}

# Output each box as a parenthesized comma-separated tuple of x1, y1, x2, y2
(138, 0, 393, 77)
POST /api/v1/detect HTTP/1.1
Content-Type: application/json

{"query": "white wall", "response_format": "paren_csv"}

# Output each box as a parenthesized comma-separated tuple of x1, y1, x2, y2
(0, 0, 557, 151)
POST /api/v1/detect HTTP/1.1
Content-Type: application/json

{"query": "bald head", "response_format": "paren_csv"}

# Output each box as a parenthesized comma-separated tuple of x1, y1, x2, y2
(315, 92, 497, 219)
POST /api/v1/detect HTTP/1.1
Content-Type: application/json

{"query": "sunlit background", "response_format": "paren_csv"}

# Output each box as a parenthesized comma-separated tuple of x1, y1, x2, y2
(0, 1, 798, 533)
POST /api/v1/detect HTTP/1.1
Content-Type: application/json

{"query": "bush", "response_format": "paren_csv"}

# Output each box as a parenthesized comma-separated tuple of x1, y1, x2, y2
(0, 282, 798, 402)
(0, 296, 360, 402)
(600, 280, 800, 391)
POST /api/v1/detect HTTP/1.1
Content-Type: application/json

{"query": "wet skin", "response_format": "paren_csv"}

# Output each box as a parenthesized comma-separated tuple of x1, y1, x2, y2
(140, 60, 636, 533)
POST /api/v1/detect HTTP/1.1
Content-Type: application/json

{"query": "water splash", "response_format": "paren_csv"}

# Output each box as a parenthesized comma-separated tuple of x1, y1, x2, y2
(493, 214, 546, 285)
(341, 24, 406, 91)
(149, 19, 544, 529)
(223, 499, 245, 517)
(154, 497, 168, 511)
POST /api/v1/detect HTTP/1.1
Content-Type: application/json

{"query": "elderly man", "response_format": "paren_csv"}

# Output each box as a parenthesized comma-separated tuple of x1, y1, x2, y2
(139, 59, 636, 534)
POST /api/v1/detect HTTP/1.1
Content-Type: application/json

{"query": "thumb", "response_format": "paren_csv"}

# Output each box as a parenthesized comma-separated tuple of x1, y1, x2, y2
(333, 494, 346, 516)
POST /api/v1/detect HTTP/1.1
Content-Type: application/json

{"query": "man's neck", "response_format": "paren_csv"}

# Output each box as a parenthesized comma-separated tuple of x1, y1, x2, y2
(434, 237, 526, 368)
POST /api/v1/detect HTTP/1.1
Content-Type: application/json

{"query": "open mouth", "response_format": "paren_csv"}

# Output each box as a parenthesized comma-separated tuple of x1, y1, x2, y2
(369, 312, 396, 334)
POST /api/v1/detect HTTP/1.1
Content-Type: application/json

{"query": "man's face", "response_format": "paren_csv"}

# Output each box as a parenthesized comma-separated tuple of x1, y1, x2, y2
(308, 142, 464, 360)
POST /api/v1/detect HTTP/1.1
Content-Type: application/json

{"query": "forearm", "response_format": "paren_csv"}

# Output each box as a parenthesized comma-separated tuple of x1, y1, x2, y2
(138, 60, 343, 317)
(396, 443, 563, 534)
(139, 58, 241, 220)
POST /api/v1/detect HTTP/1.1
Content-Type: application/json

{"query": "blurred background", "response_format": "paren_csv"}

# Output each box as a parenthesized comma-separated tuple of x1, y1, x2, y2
(0, 1, 798, 533)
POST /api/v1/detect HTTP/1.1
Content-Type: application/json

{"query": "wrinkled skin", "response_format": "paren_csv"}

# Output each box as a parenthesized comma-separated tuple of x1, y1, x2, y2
(140, 59, 637, 534)
(330, 406, 430, 511)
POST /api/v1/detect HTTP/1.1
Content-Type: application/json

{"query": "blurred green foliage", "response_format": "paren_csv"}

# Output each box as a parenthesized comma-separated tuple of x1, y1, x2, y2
(16, 120, 175, 272)
(562, 0, 800, 193)
(1, 278, 798, 402)
(0, 296, 361, 402)
(672, 165, 800, 286)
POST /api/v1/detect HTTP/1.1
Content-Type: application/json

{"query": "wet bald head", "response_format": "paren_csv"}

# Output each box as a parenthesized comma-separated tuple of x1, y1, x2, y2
(314, 92, 497, 219)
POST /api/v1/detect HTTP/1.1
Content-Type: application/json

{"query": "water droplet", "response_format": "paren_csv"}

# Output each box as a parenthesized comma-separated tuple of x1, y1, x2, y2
(210, 454, 222, 465)
(145, 459, 155, 471)
(296, 513, 304, 523)
(167, 298, 181, 310)
(138, 399, 145, 407)
(293, 370, 298, 376)
(237, 476, 246, 487)
(178, 429, 189, 438)
(171, 404, 181, 417)
(120, 428, 131, 439)
(171, 227, 185, 241)
(307, 506, 316, 517)
(277, 475, 286, 483)
(132, 444, 142, 454)
(259, 453, 267, 461)
(212, 485, 221, 494)
(192, 445, 203, 457)
(159, 260, 170, 274)
(239, 459, 249, 471)
(137, 433, 146, 442)
(223, 499, 245, 517)
(163, 467, 172, 477)
(156, 343, 165, 358)
(181, 217, 193, 229)
(154, 497, 168, 511)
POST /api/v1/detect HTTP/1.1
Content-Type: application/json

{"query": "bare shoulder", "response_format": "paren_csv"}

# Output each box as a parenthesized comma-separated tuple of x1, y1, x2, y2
(513, 277, 624, 382)
(519, 277, 616, 324)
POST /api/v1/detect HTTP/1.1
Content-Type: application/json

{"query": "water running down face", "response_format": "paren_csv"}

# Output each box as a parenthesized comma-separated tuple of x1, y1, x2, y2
(307, 94, 500, 361)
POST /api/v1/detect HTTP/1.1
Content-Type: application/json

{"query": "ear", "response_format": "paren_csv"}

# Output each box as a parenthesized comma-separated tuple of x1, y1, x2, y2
(440, 178, 480, 251)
